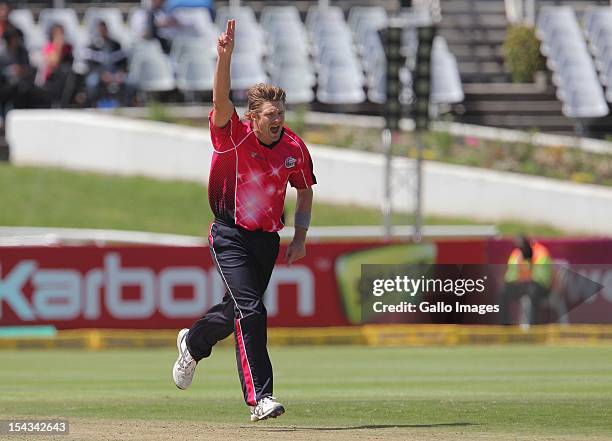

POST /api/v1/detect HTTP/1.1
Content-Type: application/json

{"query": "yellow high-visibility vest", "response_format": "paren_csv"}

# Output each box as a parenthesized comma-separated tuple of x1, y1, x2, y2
(504, 242, 552, 288)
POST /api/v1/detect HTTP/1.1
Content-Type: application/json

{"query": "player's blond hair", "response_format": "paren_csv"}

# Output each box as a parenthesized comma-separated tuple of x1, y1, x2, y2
(246, 83, 286, 115)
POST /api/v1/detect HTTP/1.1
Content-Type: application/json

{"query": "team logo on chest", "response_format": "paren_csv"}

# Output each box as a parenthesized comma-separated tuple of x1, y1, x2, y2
(285, 156, 297, 168)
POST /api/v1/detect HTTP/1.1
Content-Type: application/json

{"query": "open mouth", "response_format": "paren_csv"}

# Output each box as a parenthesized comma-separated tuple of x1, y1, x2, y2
(270, 126, 281, 136)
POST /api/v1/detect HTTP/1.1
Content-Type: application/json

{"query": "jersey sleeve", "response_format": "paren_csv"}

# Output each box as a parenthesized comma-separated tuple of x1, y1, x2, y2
(289, 138, 317, 189)
(208, 109, 250, 153)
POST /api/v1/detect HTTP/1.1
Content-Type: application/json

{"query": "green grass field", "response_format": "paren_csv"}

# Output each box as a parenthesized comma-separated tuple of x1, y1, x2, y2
(1, 346, 611, 440)
(0, 163, 564, 236)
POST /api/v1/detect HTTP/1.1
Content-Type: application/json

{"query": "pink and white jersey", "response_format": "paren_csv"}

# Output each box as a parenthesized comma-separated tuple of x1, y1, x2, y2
(208, 109, 317, 232)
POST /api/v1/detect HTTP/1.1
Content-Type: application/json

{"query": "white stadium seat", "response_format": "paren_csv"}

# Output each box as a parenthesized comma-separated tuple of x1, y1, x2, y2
(537, 6, 609, 116)
(176, 53, 214, 92)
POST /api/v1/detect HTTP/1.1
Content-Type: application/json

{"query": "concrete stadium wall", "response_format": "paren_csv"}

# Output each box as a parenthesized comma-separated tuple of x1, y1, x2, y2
(6, 110, 211, 184)
(7, 109, 612, 235)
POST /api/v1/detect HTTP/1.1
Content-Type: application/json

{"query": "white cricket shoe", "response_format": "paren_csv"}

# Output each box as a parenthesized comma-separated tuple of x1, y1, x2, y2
(250, 396, 285, 422)
(172, 328, 197, 390)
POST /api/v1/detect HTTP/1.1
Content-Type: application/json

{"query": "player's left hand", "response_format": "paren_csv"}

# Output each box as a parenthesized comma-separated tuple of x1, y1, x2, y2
(285, 239, 306, 265)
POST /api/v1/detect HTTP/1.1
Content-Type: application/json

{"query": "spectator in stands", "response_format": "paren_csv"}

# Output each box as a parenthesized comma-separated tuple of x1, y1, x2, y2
(145, 0, 182, 53)
(0, 2, 17, 43)
(0, 27, 50, 118)
(40, 23, 75, 107)
(83, 20, 127, 107)
(0, 1, 16, 58)
(499, 235, 553, 325)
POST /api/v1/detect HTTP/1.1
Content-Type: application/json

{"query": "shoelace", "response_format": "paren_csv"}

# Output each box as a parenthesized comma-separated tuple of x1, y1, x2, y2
(177, 338, 195, 371)
(178, 352, 194, 371)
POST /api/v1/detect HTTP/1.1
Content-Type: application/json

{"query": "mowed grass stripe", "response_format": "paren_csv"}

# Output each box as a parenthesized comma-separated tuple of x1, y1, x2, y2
(0, 346, 610, 436)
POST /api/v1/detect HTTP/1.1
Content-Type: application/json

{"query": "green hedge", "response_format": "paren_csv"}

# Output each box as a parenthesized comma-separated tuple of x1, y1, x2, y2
(503, 26, 546, 83)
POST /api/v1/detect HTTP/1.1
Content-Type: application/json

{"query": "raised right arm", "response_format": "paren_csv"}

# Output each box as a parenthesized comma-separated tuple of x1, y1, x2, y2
(212, 19, 235, 128)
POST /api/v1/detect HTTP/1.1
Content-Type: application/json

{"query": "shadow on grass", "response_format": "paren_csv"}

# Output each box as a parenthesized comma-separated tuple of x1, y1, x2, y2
(262, 422, 476, 431)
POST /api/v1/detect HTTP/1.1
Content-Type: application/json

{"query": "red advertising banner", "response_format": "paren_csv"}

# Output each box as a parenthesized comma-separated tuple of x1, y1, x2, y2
(0, 245, 349, 329)
(0, 238, 610, 328)
(0, 240, 483, 329)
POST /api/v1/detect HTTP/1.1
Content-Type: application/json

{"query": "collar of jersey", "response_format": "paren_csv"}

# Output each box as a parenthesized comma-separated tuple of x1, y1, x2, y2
(249, 123, 285, 149)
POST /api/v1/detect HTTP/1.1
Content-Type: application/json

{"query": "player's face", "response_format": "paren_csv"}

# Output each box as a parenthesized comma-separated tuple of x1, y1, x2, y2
(253, 101, 285, 145)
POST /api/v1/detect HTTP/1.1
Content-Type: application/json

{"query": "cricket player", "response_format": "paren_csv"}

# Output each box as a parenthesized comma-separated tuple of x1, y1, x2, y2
(172, 19, 316, 422)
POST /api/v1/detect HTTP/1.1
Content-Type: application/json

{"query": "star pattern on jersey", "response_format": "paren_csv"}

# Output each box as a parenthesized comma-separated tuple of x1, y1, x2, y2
(270, 165, 283, 178)
(208, 112, 313, 232)
(235, 154, 287, 232)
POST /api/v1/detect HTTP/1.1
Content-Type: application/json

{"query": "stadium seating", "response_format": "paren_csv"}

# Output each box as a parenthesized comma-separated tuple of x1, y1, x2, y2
(170, 35, 215, 68)
(272, 71, 315, 104)
(172, 6, 214, 31)
(362, 29, 385, 75)
(349, 6, 388, 58)
(262, 5, 312, 104)
(305, 5, 344, 33)
(316, 72, 366, 104)
(537, 6, 608, 118)
(348, 6, 388, 34)
(38, 8, 91, 74)
(175, 53, 214, 93)
(127, 41, 175, 92)
(583, 7, 612, 102)
(7, 8, 35, 31)
(8, 8, 46, 64)
(307, 5, 367, 104)
(216, 5, 258, 27)
(5, 3, 468, 107)
(233, 23, 267, 56)
(260, 5, 301, 30)
(430, 37, 464, 104)
(83, 7, 131, 49)
(127, 7, 147, 42)
(172, 8, 218, 49)
(231, 53, 267, 90)
(38, 8, 88, 49)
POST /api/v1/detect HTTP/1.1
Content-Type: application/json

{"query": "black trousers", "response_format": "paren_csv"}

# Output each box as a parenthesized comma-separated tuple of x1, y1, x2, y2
(186, 220, 280, 406)
(499, 281, 550, 325)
